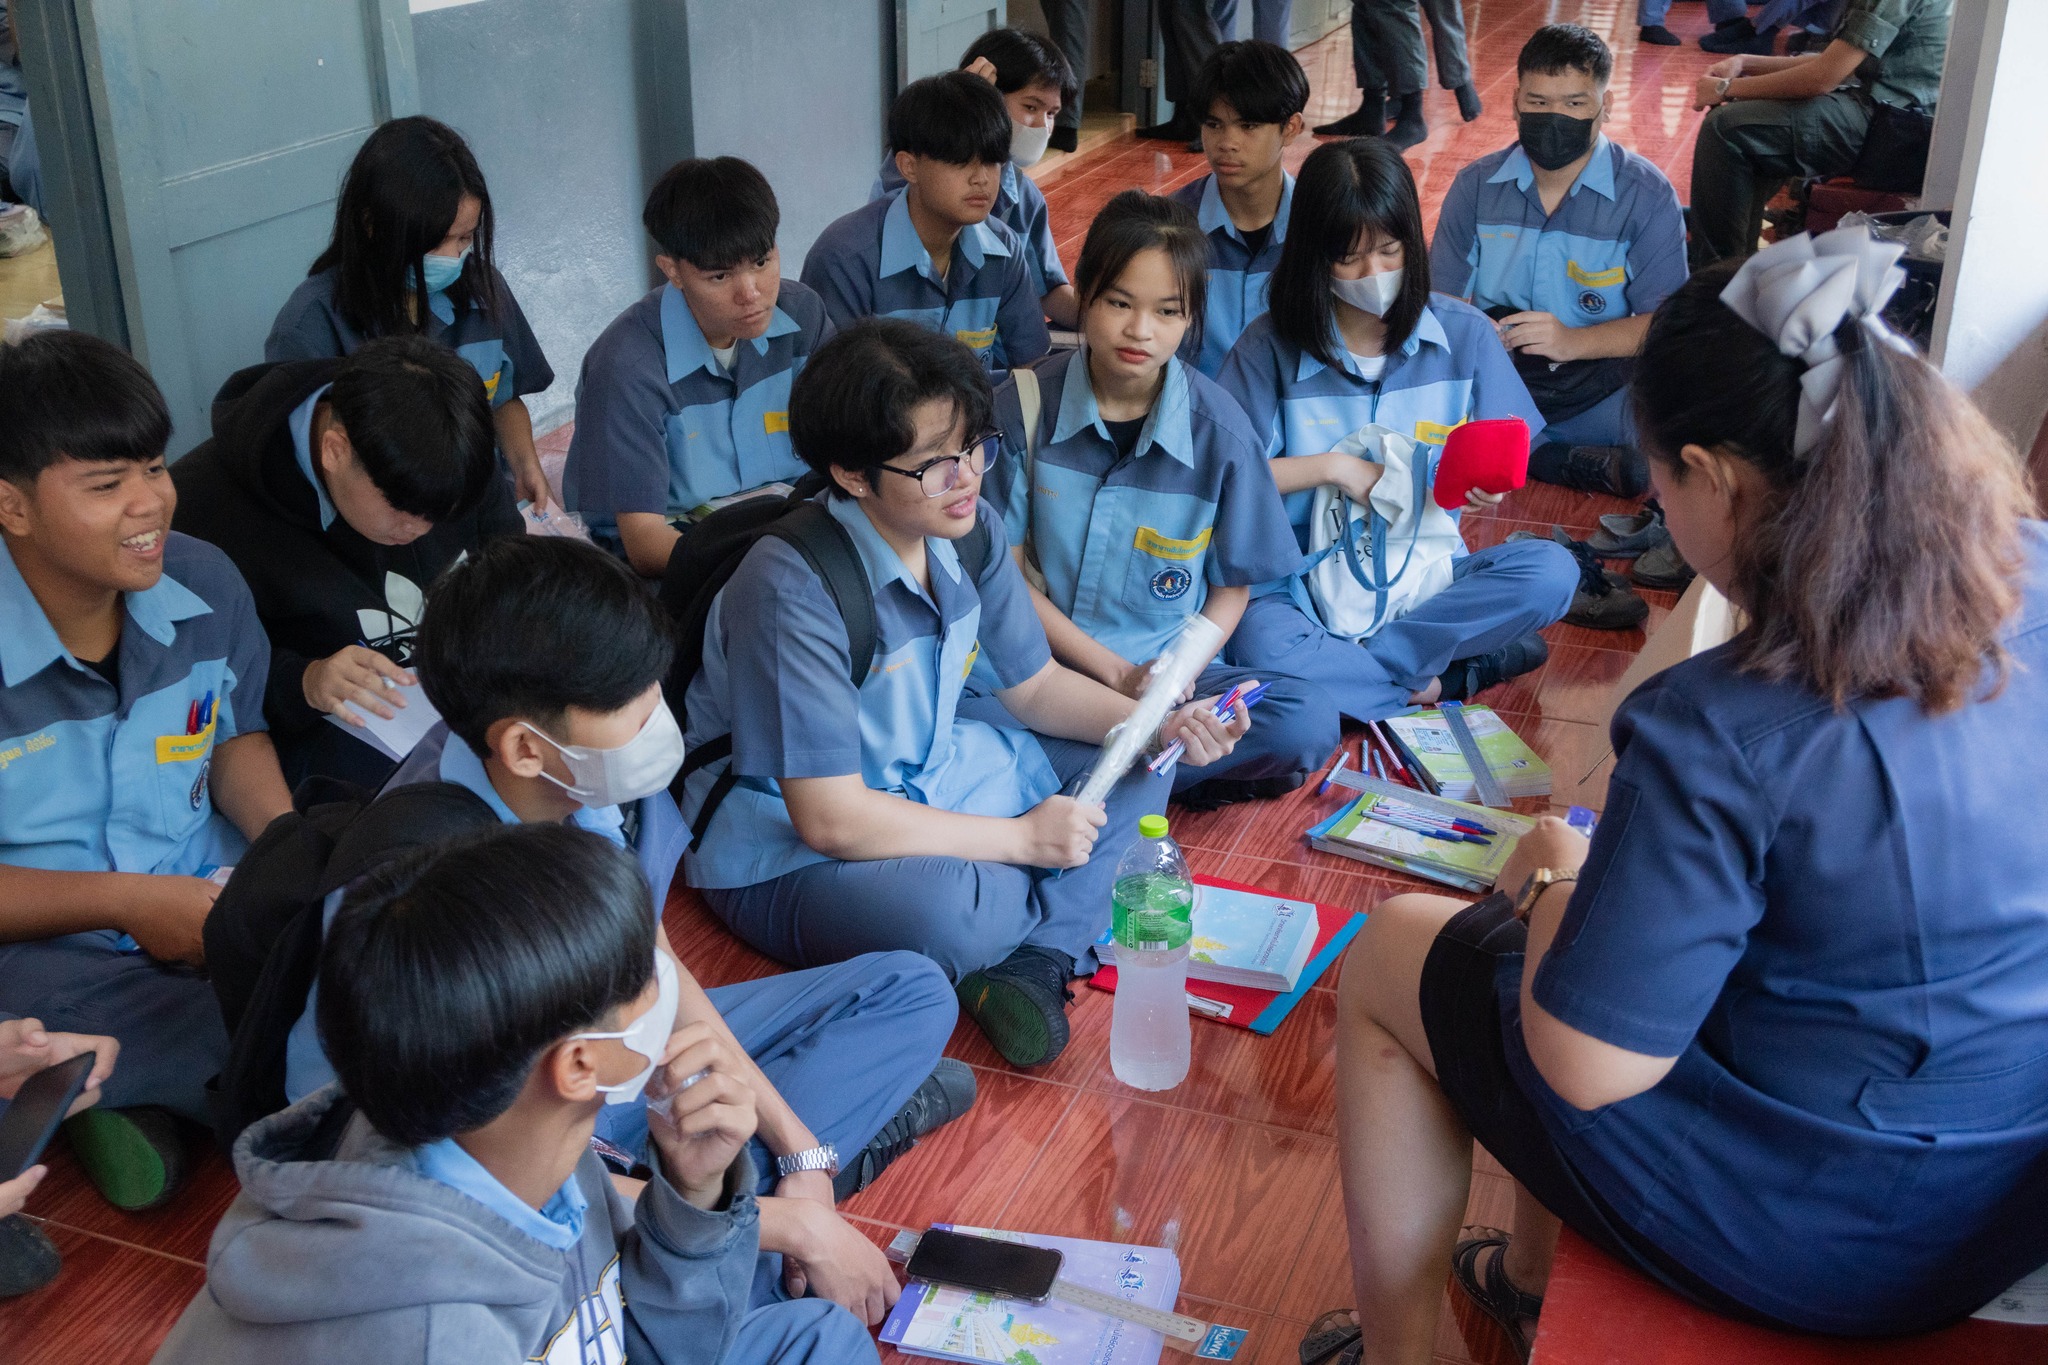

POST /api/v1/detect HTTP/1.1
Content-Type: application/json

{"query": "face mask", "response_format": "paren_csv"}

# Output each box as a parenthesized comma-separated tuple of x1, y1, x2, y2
(572, 953, 679, 1107)
(1332, 268, 1404, 318)
(529, 700, 686, 809)
(421, 248, 470, 295)
(1010, 119, 1053, 169)
(1516, 111, 1597, 172)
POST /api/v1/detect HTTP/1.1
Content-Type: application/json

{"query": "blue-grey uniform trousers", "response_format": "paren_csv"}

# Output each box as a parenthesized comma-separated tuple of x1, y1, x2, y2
(728, 1299, 880, 1365)
(706, 731, 1171, 983)
(1225, 539, 1578, 721)
(0, 932, 229, 1124)
(1539, 383, 1637, 452)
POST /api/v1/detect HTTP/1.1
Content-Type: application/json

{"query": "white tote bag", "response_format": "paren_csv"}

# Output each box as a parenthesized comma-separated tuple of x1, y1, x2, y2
(1302, 424, 1462, 639)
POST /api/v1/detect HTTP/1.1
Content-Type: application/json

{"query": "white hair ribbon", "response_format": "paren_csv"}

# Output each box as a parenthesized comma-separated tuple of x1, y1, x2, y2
(1717, 227, 1910, 457)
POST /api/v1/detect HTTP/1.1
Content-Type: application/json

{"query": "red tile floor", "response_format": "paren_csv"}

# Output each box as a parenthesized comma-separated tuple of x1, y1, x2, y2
(0, 7, 1792, 1363)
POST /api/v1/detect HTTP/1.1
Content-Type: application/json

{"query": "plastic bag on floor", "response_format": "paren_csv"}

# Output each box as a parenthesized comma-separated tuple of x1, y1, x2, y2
(3, 301, 66, 344)
(0, 204, 48, 258)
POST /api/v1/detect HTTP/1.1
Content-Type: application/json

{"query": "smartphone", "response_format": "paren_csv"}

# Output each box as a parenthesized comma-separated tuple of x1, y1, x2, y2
(0, 1051, 96, 1182)
(904, 1229, 1065, 1304)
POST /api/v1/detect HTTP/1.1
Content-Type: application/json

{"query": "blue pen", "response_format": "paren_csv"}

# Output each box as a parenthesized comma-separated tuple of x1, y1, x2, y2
(1148, 681, 1268, 773)
(1318, 751, 1349, 795)
(1380, 799, 1495, 836)
(201, 691, 215, 728)
(1360, 808, 1477, 843)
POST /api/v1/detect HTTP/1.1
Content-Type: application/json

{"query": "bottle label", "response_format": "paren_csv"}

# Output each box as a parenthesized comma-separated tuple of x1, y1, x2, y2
(1138, 940, 1169, 952)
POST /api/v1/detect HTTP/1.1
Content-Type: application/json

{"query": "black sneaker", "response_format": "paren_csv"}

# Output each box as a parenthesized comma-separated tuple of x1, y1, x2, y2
(1528, 442, 1651, 499)
(1048, 124, 1079, 154)
(1174, 771, 1307, 812)
(1314, 96, 1385, 138)
(1630, 537, 1696, 590)
(1700, 18, 1777, 54)
(1136, 113, 1198, 142)
(1639, 24, 1681, 44)
(833, 1059, 978, 1201)
(1454, 82, 1483, 122)
(0, 1215, 60, 1298)
(1510, 529, 1650, 631)
(63, 1106, 186, 1212)
(1585, 502, 1670, 557)
(1438, 633, 1550, 702)
(957, 946, 1075, 1068)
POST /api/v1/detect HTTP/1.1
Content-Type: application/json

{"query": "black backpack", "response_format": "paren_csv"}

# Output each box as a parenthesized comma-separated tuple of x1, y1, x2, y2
(658, 477, 993, 850)
(202, 775, 499, 1153)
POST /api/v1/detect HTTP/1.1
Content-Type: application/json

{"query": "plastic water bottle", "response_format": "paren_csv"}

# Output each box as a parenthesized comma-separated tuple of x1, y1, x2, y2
(1109, 815, 1195, 1091)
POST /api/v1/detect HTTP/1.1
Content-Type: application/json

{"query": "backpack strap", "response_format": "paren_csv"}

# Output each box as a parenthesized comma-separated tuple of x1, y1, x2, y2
(1008, 365, 1051, 595)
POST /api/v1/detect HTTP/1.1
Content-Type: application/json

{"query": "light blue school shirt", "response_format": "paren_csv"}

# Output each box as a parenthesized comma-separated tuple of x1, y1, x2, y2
(1429, 137, 1688, 330)
(681, 494, 1058, 890)
(872, 155, 1071, 299)
(799, 189, 1050, 372)
(565, 281, 830, 536)
(1169, 172, 1294, 377)
(0, 534, 267, 910)
(989, 348, 1300, 664)
(413, 1134, 587, 1251)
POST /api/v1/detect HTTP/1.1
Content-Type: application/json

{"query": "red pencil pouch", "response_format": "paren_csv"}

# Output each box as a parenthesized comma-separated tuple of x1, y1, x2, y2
(1432, 417, 1531, 509)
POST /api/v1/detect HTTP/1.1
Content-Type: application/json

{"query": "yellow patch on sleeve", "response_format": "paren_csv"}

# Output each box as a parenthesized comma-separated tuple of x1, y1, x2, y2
(1414, 420, 1456, 446)
(1566, 260, 1627, 289)
(962, 642, 982, 678)
(1133, 526, 1213, 560)
(954, 327, 998, 352)
(482, 368, 503, 400)
(155, 716, 217, 764)
(763, 411, 789, 434)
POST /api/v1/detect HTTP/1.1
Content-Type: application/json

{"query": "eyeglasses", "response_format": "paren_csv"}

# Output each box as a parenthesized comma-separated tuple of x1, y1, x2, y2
(871, 431, 997, 498)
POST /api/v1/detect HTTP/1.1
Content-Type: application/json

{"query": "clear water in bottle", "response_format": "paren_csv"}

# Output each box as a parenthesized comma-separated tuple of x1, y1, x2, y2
(1109, 815, 1195, 1091)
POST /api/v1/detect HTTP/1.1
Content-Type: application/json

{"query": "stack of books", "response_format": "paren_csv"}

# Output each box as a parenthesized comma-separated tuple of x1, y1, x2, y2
(1382, 705, 1550, 800)
(1308, 777, 1533, 893)
(1097, 883, 1320, 993)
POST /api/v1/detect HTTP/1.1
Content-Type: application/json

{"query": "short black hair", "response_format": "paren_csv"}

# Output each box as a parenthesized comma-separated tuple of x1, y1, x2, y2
(789, 319, 993, 494)
(1075, 190, 1210, 358)
(415, 535, 674, 755)
(324, 335, 497, 523)
(1268, 138, 1433, 366)
(889, 69, 1012, 167)
(643, 157, 780, 271)
(1189, 40, 1311, 127)
(0, 331, 172, 485)
(960, 27, 1077, 106)
(1518, 24, 1613, 85)
(319, 824, 656, 1149)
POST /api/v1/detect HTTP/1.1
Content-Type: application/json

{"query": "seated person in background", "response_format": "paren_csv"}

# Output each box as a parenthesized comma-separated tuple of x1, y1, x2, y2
(568, 157, 832, 578)
(991, 189, 1338, 808)
(0, 0, 24, 204)
(681, 320, 1250, 1069)
(0, 332, 293, 1214)
(1321, 233, 2048, 1364)
(152, 825, 877, 1365)
(1217, 138, 1578, 725)
(266, 115, 556, 509)
(1170, 39, 1310, 377)
(1430, 24, 1686, 501)
(872, 28, 1080, 329)
(802, 72, 1051, 373)
(172, 335, 517, 790)
(280, 535, 966, 1324)
(1687, 0, 1951, 265)
(0, 1017, 120, 1299)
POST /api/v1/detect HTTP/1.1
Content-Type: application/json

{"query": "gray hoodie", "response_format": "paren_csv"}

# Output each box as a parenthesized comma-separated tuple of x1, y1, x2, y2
(152, 1087, 760, 1365)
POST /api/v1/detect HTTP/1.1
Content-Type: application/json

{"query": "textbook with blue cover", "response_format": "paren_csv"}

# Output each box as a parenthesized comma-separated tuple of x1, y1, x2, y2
(1097, 883, 1319, 991)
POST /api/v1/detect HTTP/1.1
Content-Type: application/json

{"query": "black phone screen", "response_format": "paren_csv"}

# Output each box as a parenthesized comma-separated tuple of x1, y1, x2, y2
(0, 1051, 96, 1181)
(904, 1229, 1065, 1302)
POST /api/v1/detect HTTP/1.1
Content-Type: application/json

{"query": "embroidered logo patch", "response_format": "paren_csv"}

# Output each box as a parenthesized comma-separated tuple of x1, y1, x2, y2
(1150, 566, 1194, 600)
(1579, 289, 1608, 315)
(189, 758, 211, 811)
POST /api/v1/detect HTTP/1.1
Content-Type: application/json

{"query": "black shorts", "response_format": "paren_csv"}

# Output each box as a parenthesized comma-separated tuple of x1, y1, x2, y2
(1419, 894, 1796, 1330)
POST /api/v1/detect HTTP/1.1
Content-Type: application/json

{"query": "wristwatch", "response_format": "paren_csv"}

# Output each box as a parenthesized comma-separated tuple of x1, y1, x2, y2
(775, 1144, 841, 1179)
(1714, 76, 1734, 103)
(1513, 868, 1578, 923)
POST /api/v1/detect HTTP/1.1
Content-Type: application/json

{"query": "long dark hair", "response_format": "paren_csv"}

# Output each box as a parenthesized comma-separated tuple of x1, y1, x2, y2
(1633, 261, 2034, 714)
(1267, 138, 1431, 368)
(1075, 190, 1210, 359)
(311, 116, 498, 338)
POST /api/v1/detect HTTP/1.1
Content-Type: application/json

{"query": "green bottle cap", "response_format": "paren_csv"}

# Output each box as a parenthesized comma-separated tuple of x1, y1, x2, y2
(1138, 814, 1170, 840)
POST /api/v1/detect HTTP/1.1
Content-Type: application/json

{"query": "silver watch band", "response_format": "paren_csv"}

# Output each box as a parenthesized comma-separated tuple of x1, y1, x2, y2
(774, 1144, 840, 1178)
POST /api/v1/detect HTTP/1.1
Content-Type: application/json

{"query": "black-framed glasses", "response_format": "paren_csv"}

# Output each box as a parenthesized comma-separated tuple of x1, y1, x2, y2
(871, 431, 998, 498)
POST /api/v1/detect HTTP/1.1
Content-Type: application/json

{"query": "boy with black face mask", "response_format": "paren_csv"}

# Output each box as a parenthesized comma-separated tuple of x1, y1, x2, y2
(1427, 25, 1686, 505)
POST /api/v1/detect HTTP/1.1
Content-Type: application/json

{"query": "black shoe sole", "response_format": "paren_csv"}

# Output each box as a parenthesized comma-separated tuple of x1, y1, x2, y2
(957, 971, 1070, 1068)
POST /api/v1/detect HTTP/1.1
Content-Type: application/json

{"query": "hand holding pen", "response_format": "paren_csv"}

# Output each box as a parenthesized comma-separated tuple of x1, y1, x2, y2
(1148, 681, 1264, 774)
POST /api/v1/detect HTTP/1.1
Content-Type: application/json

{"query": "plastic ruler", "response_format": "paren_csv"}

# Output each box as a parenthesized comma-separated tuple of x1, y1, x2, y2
(1435, 700, 1509, 807)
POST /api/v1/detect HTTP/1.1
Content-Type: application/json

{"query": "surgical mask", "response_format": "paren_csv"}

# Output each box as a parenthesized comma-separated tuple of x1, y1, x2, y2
(1516, 111, 1597, 172)
(529, 700, 686, 809)
(1332, 268, 1404, 318)
(1010, 119, 1053, 168)
(572, 953, 679, 1107)
(421, 248, 469, 295)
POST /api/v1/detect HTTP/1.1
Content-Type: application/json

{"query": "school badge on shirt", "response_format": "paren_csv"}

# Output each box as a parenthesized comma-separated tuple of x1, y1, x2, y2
(1150, 566, 1194, 600)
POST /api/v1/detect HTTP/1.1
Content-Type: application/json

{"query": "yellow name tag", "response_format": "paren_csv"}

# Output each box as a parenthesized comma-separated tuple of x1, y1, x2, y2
(1566, 260, 1627, 289)
(1133, 526, 1213, 560)
(763, 411, 789, 434)
(1414, 420, 1456, 446)
(962, 641, 982, 678)
(155, 717, 217, 765)
(954, 327, 998, 351)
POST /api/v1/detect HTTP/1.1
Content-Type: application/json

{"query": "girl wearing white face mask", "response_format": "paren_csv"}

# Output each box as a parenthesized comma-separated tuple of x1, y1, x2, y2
(1215, 138, 1579, 724)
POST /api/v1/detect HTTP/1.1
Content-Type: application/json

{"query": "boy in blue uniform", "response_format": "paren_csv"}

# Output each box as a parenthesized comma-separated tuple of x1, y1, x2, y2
(802, 72, 1050, 373)
(0, 332, 294, 1210)
(991, 190, 1338, 807)
(1430, 25, 1687, 499)
(1170, 40, 1310, 378)
(871, 29, 1080, 329)
(282, 536, 968, 1324)
(682, 321, 1251, 1069)
(568, 158, 833, 577)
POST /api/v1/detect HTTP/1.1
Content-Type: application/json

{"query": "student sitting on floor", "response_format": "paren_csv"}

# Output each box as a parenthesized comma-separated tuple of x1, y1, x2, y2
(1429, 24, 1687, 503)
(0, 332, 293, 1216)
(567, 157, 833, 578)
(989, 189, 1339, 809)
(153, 825, 877, 1365)
(0, 1017, 120, 1299)
(871, 28, 1081, 329)
(278, 535, 966, 1324)
(265, 115, 557, 510)
(681, 320, 1250, 1069)
(171, 335, 518, 789)
(1217, 138, 1578, 725)
(1316, 232, 2048, 1365)
(1169, 39, 1311, 377)
(802, 72, 1051, 373)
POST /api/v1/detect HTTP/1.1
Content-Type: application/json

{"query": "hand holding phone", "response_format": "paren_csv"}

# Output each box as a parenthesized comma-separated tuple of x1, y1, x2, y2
(0, 1051, 97, 1184)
